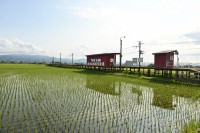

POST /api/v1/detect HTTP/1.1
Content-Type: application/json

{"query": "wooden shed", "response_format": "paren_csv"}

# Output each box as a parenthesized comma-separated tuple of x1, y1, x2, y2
(86, 53, 120, 67)
(152, 50, 179, 69)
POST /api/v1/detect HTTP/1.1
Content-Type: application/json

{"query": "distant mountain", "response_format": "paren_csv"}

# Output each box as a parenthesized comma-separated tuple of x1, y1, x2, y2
(0, 54, 86, 64)
(193, 63, 200, 66)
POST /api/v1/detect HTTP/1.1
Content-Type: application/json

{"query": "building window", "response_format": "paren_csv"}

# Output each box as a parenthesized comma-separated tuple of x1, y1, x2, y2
(170, 55, 174, 61)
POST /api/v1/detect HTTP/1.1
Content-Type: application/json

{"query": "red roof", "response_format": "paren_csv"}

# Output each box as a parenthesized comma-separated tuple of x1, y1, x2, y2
(86, 53, 120, 57)
(152, 50, 178, 55)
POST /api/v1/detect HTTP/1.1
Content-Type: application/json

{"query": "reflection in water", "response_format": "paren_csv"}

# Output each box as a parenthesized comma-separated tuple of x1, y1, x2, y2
(84, 78, 200, 132)
(86, 77, 120, 95)
(152, 89, 174, 110)
(132, 86, 142, 104)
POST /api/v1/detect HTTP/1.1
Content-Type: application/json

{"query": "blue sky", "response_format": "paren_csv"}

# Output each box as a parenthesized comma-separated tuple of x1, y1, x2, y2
(0, 0, 200, 64)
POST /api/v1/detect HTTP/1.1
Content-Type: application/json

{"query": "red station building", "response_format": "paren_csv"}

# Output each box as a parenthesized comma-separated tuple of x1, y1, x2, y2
(86, 53, 120, 67)
(152, 50, 179, 69)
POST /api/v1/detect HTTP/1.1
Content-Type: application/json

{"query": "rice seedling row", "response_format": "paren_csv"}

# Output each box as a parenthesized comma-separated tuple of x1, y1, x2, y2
(0, 64, 199, 133)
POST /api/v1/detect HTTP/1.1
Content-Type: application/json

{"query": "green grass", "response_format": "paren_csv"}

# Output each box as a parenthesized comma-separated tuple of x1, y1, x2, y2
(0, 64, 199, 132)
(182, 120, 200, 133)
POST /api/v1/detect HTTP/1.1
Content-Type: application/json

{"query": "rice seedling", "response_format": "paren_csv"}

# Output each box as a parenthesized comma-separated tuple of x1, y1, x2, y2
(0, 64, 199, 132)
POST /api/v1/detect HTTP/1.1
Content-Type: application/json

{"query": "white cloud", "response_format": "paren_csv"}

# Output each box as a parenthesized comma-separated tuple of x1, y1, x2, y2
(55, 2, 200, 63)
(42, 44, 92, 59)
(185, 32, 200, 41)
(66, 6, 120, 20)
(0, 38, 45, 55)
(141, 33, 200, 63)
(3, 0, 199, 63)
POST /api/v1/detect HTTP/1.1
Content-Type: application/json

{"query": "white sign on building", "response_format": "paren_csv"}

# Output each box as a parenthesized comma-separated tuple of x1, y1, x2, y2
(132, 58, 137, 63)
(124, 61, 133, 67)
(138, 58, 143, 62)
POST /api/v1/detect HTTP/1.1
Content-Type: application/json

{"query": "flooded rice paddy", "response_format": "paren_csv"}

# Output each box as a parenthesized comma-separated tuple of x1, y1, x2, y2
(0, 65, 200, 133)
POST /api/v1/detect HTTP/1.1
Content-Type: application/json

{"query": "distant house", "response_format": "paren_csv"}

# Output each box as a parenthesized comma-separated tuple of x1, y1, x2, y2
(124, 60, 133, 67)
(86, 53, 120, 67)
(152, 50, 179, 69)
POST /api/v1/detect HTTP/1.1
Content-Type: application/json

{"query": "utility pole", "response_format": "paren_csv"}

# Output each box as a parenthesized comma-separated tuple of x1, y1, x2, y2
(133, 41, 144, 67)
(138, 41, 144, 67)
(120, 36, 125, 71)
(72, 53, 74, 65)
(60, 53, 61, 64)
(52, 57, 54, 64)
(133, 41, 144, 75)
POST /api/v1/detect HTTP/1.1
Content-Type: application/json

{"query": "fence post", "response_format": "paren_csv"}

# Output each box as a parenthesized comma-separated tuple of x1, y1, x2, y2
(186, 71, 188, 79)
(176, 70, 179, 78)
(188, 71, 190, 79)
(169, 70, 172, 78)
(147, 69, 150, 77)
(181, 71, 184, 78)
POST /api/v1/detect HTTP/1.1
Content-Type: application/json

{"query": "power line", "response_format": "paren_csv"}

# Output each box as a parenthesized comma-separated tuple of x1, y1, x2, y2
(123, 51, 138, 55)
(145, 40, 200, 46)
(104, 46, 135, 53)
(180, 47, 200, 50)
